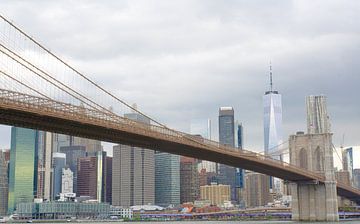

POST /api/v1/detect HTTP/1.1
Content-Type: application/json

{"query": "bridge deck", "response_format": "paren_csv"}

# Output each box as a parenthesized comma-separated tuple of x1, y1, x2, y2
(0, 89, 359, 202)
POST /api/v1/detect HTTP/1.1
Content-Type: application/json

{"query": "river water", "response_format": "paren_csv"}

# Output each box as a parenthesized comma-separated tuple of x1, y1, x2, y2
(130, 221, 356, 224)
(39, 221, 359, 224)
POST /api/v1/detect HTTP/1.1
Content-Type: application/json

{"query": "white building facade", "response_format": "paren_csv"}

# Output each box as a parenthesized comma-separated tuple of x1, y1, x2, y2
(61, 168, 74, 194)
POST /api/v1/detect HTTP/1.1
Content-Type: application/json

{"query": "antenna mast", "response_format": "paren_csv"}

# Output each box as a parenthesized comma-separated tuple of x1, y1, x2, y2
(269, 61, 273, 92)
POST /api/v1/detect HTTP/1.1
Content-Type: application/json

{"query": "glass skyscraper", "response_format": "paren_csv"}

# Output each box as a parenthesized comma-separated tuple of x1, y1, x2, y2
(236, 123, 244, 189)
(343, 147, 354, 181)
(263, 85, 283, 157)
(219, 107, 235, 148)
(8, 127, 38, 214)
(155, 152, 180, 207)
(263, 69, 283, 192)
(52, 152, 66, 199)
(218, 107, 237, 201)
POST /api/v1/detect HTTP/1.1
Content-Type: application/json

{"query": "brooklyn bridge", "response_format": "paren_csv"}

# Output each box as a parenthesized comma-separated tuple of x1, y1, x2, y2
(0, 14, 359, 221)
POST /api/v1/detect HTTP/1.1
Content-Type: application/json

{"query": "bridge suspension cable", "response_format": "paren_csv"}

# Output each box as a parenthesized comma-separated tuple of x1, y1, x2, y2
(0, 14, 293, 163)
(0, 14, 166, 128)
(0, 43, 118, 115)
(332, 143, 343, 167)
(0, 70, 50, 99)
(0, 13, 218, 151)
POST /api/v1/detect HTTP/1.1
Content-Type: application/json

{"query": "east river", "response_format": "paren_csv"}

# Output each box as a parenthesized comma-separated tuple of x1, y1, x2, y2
(35, 221, 360, 224)
(117, 221, 358, 224)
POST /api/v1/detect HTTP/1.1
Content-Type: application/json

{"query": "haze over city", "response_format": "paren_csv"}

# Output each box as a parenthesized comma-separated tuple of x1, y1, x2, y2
(0, 0, 359, 152)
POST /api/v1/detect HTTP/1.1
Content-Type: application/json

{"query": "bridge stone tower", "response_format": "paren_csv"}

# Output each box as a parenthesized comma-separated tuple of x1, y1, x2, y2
(289, 132, 338, 221)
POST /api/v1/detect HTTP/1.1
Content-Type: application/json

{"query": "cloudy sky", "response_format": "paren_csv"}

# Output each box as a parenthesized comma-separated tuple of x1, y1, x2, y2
(0, 0, 359, 153)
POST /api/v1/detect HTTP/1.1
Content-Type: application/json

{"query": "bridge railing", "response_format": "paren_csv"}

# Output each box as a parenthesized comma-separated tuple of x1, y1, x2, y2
(0, 88, 323, 180)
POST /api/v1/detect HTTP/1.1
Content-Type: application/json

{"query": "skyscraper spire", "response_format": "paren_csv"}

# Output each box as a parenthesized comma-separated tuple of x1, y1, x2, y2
(269, 61, 273, 92)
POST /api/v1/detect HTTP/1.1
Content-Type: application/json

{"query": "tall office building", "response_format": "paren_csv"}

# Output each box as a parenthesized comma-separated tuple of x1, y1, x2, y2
(263, 67, 283, 194)
(263, 68, 283, 156)
(0, 151, 8, 215)
(52, 153, 66, 199)
(60, 145, 86, 194)
(36, 131, 45, 200)
(112, 144, 155, 206)
(306, 95, 331, 134)
(199, 169, 218, 186)
(195, 119, 217, 173)
(218, 107, 237, 201)
(353, 169, 360, 189)
(104, 156, 112, 204)
(77, 151, 110, 202)
(155, 152, 180, 207)
(36, 131, 53, 201)
(52, 133, 72, 152)
(77, 156, 97, 200)
(219, 107, 235, 147)
(96, 151, 112, 203)
(245, 172, 270, 207)
(342, 147, 354, 181)
(73, 137, 102, 156)
(8, 127, 38, 214)
(112, 112, 155, 206)
(61, 168, 73, 194)
(235, 123, 245, 204)
(53, 133, 102, 155)
(236, 122, 243, 149)
(180, 156, 200, 203)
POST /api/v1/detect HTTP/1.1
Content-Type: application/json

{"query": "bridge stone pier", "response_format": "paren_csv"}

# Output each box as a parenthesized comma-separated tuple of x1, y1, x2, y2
(289, 132, 338, 222)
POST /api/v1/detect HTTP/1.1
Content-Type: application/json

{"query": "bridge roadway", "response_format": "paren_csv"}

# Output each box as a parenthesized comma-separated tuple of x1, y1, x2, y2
(0, 88, 359, 203)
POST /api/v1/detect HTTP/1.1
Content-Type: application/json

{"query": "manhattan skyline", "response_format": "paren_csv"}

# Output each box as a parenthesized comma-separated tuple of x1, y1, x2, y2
(0, 1, 359, 152)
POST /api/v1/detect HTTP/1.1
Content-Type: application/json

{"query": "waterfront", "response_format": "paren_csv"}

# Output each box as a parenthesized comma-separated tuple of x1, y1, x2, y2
(106, 222, 357, 224)
(24, 221, 360, 224)
(1, 2, 360, 223)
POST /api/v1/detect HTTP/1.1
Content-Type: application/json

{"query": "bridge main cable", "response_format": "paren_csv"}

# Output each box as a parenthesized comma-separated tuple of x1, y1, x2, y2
(0, 14, 297, 163)
(0, 14, 166, 128)
(0, 13, 244, 151)
(0, 43, 119, 116)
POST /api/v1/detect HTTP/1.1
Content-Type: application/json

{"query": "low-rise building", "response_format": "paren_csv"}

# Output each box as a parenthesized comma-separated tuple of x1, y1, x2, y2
(16, 201, 110, 220)
(110, 206, 133, 220)
(200, 183, 230, 206)
(130, 205, 164, 212)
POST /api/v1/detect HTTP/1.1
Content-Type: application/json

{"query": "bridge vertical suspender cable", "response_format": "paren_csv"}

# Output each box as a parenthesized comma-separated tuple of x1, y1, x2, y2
(0, 14, 166, 128)
(0, 14, 234, 150)
(0, 14, 297, 163)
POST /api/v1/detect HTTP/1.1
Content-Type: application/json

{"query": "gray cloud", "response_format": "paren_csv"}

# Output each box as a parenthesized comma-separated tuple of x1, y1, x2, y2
(0, 0, 359, 152)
